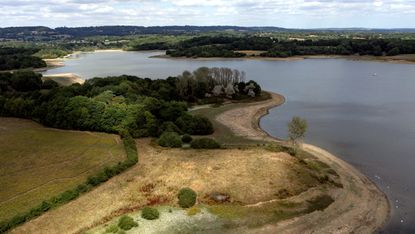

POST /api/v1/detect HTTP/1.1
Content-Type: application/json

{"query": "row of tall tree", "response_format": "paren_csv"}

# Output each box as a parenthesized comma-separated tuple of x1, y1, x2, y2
(175, 67, 261, 100)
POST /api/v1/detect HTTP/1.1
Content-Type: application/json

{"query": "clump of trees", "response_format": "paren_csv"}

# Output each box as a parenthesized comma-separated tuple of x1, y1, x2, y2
(176, 67, 262, 102)
(0, 72, 221, 137)
(0, 47, 46, 70)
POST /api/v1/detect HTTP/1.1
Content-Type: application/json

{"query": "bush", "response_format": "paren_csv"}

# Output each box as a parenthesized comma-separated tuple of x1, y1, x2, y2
(190, 138, 220, 149)
(42, 79, 59, 89)
(141, 207, 160, 220)
(181, 134, 193, 143)
(105, 224, 119, 233)
(157, 131, 182, 148)
(186, 206, 201, 216)
(158, 121, 182, 136)
(178, 188, 197, 208)
(118, 215, 138, 230)
(175, 114, 213, 135)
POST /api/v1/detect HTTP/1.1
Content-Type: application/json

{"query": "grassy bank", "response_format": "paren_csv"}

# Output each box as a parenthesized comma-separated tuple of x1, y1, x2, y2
(0, 118, 138, 233)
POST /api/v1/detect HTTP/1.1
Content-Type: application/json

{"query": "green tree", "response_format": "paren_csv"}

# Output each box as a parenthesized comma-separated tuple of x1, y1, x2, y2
(288, 116, 307, 144)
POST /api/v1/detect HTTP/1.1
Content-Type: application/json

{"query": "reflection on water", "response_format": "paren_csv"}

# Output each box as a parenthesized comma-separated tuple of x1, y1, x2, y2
(44, 51, 415, 233)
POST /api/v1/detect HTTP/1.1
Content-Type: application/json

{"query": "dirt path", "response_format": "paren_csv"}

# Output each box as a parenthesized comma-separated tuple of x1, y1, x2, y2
(216, 92, 390, 233)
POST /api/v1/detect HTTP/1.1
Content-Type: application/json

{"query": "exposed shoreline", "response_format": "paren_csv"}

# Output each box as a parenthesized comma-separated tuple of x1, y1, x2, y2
(42, 49, 415, 66)
(152, 53, 415, 64)
(216, 92, 390, 233)
(42, 73, 85, 85)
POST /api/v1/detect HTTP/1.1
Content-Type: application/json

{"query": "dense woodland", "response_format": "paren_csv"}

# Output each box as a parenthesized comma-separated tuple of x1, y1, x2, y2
(2, 28, 415, 59)
(0, 48, 46, 70)
(0, 67, 261, 138)
(160, 36, 415, 58)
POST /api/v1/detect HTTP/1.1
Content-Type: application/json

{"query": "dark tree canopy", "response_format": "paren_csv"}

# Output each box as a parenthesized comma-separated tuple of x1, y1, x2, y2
(0, 47, 46, 70)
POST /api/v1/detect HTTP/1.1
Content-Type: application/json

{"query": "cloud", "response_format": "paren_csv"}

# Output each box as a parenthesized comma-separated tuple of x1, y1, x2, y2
(0, 0, 414, 28)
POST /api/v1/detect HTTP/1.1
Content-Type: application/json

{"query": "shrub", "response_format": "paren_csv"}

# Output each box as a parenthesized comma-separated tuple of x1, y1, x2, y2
(175, 114, 213, 135)
(158, 121, 182, 136)
(141, 207, 160, 220)
(118, 215, 138, 230)
(42, 79, 59, 89)
(178, 188, 197, 208)
(181, 134, 193, 143)
(105, 224, 119, 233)
(186, 206, 201, 216)
(157, 131, 182, 148)
(190, 138, 220, 149)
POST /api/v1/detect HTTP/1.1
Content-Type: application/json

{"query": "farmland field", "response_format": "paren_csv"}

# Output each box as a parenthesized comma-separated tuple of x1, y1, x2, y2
(0, 118, 126, 222)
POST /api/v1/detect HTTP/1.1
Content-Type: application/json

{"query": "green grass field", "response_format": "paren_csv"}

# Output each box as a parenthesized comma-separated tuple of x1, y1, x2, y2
(0, 118, 126, 222)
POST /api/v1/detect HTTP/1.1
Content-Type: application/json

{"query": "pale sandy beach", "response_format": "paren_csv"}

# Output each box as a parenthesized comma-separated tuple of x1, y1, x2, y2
(153, 53, 415, 64)
(43, 73, 85, 85)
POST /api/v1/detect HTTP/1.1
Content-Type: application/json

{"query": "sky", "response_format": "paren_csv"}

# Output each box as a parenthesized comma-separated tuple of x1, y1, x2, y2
(0, 0, 415, 28)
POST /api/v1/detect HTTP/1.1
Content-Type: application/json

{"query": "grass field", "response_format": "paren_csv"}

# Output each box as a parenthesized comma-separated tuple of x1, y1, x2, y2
(0, 118, 126, 222)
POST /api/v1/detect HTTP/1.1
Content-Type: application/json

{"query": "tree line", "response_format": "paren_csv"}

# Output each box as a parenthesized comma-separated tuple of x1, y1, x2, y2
(133, 36, 415, 58)
(0, 47, 46, 70)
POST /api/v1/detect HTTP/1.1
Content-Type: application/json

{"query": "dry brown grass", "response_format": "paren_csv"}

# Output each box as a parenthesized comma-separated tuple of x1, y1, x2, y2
(10, 138, 323, 234)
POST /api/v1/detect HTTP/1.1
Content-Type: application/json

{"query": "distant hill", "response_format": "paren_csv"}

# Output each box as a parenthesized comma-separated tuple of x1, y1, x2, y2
(1, 25, 414, 41)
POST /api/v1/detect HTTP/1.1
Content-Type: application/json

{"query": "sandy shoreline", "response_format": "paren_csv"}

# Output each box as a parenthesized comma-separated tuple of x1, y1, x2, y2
(44, 49, 415, 65)
(216, 92, 390, 233)
(152, 53, 415, 64)
(43, 73, 85, 85)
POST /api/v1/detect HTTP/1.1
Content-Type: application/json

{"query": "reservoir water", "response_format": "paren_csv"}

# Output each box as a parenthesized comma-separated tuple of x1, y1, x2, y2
(44, 51, 415, 233)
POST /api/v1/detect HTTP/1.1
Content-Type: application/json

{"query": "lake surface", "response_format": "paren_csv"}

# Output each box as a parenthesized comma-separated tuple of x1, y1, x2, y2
(44, 51, 415, 233)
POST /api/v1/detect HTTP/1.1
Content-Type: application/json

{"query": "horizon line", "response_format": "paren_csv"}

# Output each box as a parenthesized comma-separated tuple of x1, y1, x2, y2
(1, 25, 415, 30)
